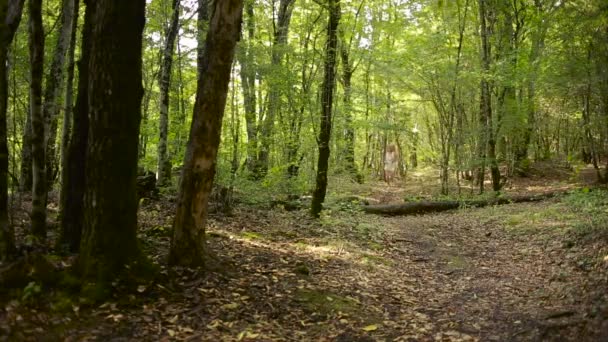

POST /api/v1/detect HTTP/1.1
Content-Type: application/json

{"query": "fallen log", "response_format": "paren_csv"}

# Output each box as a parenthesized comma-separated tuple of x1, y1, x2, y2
(362, 191, 559, 216)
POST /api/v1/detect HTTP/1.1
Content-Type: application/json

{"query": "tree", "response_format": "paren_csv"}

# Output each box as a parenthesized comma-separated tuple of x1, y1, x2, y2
(28, 0, 46, 239)
(237, 0, 257, 174)
(43, 0, 78, 187)
(476, 0, 500, 193)
(157, 0, 181, 187)
(256, 0, 296, 178)
(0, 0, 25, 260)
(77, 0, 146, 279)
(169, 0, 243, 267)
(311, 0, 340, 217)
(57, 0, 80, 252)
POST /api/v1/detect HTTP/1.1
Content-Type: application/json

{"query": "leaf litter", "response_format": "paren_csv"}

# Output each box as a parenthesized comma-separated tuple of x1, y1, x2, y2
(1, 173, 607, 341)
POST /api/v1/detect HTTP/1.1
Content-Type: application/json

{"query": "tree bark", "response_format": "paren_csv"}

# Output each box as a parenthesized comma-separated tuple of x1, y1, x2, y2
(28, 0, 46, 239)
(311, 0, 340, 217)
(477, 0, 500, 193)
(256, 0, 295, 178)
(168, 0, 243, 267)
(19, 108, 31, 191)
(57, 0, 79, 252)
(0, 0, 25, 260)
(238, 1, 257, 174)
(339, 28, 361, 183)
(43, 0, 77, 188)
(77, 0, 146, 279)
(157, 0, 180, 187)
(362, 191, 559, 216)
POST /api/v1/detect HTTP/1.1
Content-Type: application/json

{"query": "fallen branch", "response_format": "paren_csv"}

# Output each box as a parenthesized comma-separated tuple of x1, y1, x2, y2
(362, 191, 559, 216)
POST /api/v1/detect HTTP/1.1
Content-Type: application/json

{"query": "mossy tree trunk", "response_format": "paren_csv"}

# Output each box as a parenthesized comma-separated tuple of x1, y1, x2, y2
(28, 0, 46, 239)
(0, 0, 25, 260)
(168, 0, 243, 267)
(311, 0, 340, 217)
(77, 0, 146, 279)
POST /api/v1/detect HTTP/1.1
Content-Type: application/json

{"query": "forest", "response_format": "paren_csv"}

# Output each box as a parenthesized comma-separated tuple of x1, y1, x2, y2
(0, 0, 607, 340)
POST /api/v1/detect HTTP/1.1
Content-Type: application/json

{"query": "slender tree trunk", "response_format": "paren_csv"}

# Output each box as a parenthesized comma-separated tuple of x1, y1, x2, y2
(168, 0, 243, 267)
(515, 1, 546, 174)
(311, 0, 340, 217)
(238, 1, 258, 174)
(256, 0, 295, 178)
(57, 0, 79, 252)
(173, 34, 186, 156)
(60, 1, 92, 253)
(28, 0, 46, 239)
(157, 0, 180, 187)
(19, 109, 31, 191)
(339, 29, 360, 183)
(78, 0, 146, 279)
(230, 67, 239, 177)
(43, 0, 77, 189)
(0, 0, 25, 260)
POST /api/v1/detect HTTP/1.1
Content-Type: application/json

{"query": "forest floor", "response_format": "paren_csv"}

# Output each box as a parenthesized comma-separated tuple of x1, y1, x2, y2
(2, 162, 608, 341)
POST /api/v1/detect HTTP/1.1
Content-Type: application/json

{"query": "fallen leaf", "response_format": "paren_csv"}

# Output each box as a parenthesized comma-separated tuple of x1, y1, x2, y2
(222, 302, 239, 310)
(362, 324, 379, 332)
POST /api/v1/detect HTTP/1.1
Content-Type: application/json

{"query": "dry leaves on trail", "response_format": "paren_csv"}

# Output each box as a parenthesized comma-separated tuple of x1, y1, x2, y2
(2, 177, 608, 341)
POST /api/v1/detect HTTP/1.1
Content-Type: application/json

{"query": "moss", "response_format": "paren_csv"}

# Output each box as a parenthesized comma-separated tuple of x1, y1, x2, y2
(50, 293, 75, 313)
(445, 254, 468, 270)
(80, 282, 112, 304)
(240, 231, 263, 240)
(295, 289, 359, 316)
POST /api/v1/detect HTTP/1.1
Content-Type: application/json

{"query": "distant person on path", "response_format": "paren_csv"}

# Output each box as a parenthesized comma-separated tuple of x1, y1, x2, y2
(384, 143, 398, 185)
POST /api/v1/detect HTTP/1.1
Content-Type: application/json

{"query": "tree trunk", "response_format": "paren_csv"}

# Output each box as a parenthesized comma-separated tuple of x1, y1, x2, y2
(57, 0, 79, 252)
(515, 1, 546, 175)
(28, 0, 46, 239)
(477, 0, 500, 193)
(363, 191, 559, 216)
(157, 0, 180, 187)
(19, 109, 31, 191)
(256, 0, 295, 178)
(168, 0, 243, 267)
(0, 0, 25, 260)
(237, 1, 258, 174)
(43, 0, 77, 189)
(311, 0, 340, 217)
(339, 29, 360, 183)
(77, 0, 146, 280)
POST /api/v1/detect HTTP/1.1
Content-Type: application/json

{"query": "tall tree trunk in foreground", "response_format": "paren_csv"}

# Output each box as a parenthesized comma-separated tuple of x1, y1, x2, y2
(28, 0, 46, 239)
(157, 0, 180, 187)
(311, 0, 340, 217)
(0, 0, 25, 260)
(255, 0, 295, 178)
(169, 0, 243, 267)
(43, 0, 77, 188)
(77, 0, 146, 279)
(57, 0, 79, 252)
